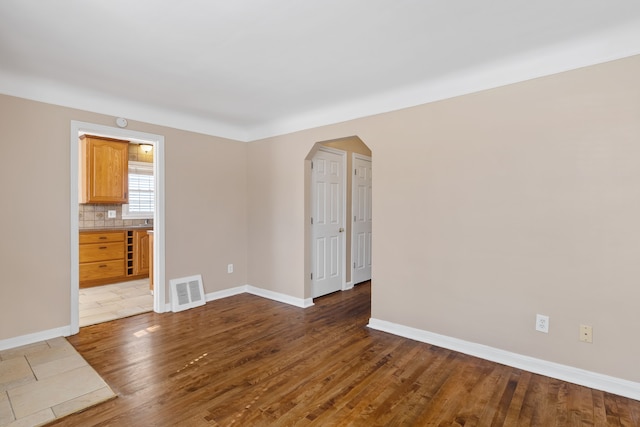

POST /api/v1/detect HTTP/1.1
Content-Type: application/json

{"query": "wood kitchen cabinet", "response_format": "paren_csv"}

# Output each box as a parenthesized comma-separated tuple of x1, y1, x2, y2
(79, 230, 126, 288)
(80, 228, 152, 288)
(79, 134, 129, 204)
(125, 228, 152, 279)
(148, 231, 154, 291)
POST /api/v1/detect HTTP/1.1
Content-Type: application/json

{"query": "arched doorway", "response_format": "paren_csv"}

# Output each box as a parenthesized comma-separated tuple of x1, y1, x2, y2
(305, 136, 372, 299)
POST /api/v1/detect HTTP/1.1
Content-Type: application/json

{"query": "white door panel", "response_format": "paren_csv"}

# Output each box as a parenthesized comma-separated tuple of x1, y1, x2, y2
(352, 155, 372, 284)
(312, 149, 345, 297)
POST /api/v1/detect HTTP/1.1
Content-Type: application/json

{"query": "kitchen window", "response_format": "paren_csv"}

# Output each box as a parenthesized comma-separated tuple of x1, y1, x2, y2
(122, 161, 154, 219)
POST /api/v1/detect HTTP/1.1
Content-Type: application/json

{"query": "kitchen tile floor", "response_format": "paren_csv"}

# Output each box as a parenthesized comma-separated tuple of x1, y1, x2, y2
(80, 279, 153, 327)
(0, 337, 115, 427)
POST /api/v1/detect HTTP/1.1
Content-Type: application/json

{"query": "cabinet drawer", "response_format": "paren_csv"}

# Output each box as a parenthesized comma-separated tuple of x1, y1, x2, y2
(80, 242, 124, 263)
(80, 260, 125, 282)
(80, 231, 125, 244)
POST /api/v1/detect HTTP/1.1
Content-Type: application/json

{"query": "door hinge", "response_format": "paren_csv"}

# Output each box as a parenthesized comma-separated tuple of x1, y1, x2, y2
(310, 273, 313, 280)
(353, 262, 356, 269)
(354, 169, 357, 175)
(311, 217, 314, 225)
(354, 215, 356, 222)
(311, 161, 313, 169)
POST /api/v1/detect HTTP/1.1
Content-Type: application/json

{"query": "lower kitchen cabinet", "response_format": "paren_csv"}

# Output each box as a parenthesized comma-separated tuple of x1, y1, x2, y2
(80, 228, 152, 288)
(79, 230, 126, 288)
(128, 229, 150, 276)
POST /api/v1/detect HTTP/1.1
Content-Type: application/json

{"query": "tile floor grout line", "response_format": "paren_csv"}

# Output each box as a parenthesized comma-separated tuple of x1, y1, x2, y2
(23, 353, 38, 383)
(4, 389, 17, 426)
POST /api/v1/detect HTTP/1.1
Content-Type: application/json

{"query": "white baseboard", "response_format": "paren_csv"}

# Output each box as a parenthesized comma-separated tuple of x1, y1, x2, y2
(0, 326, 72, 351)
(246, 285, 314, 308)
(368, 318, 640, 402)
(343, 281, 354, 291)
(165, 284, 312, 311)
(206, 286, 246, 302)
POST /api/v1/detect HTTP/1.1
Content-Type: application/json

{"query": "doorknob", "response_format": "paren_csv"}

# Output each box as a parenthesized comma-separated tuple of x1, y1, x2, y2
(339, 228, 345, 233)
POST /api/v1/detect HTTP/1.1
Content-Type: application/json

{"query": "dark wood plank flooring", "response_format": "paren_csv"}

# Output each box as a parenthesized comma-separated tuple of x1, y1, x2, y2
(48, 282, 640, 426)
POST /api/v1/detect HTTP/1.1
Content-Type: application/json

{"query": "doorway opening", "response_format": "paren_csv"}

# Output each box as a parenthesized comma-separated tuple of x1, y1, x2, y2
(306, 136, 372, 300)
(70, 121, 166, 334)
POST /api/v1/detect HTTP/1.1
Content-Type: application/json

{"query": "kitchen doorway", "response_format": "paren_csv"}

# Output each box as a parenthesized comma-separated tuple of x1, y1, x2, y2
(70, 121, 166, 335)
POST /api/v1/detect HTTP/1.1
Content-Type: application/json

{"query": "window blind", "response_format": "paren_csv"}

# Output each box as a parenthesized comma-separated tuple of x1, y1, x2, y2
(123, 161, 154, 217)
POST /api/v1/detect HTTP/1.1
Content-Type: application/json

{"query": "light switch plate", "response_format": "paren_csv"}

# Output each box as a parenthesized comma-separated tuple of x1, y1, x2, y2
(107, 210, 116, 219)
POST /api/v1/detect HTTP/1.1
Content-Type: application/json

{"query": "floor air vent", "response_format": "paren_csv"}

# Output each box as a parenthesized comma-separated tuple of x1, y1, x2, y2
(169, 274, 205, 312)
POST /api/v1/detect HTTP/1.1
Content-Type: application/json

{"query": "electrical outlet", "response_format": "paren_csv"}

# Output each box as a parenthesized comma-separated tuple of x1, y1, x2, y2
(535, 314, 549, 333)
(227, 264, 234, 274)
(107, 210, 116, 219)
(579, 324, 593, 343)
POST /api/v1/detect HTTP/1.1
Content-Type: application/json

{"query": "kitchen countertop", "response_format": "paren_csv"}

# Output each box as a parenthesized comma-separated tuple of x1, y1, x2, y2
(79, 226, 153, 232)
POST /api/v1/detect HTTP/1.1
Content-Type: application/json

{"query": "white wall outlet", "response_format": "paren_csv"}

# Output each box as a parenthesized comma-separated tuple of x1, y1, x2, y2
(535, 314, 549, 333)
(107, 210, 116, 219)
(227, 264, 234, 274)
(579, 324, 593, 343)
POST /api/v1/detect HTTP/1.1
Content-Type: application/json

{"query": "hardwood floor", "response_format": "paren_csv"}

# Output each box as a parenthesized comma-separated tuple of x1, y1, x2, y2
(48, 282, 640, 426)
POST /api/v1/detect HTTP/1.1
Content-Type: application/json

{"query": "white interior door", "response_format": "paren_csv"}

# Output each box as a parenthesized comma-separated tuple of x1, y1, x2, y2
(311, 148, 345, 298)
(352, 155, 372, 284)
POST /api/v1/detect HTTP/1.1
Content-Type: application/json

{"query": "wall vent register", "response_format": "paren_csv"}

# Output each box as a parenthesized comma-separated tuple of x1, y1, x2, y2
(170, 274, 205, 312)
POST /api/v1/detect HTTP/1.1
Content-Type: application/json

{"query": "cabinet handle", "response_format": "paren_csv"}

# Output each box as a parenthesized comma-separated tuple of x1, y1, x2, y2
(99, 237, 107, 240)
(99, 265, 107, 268)
(99, 246, 107, 249)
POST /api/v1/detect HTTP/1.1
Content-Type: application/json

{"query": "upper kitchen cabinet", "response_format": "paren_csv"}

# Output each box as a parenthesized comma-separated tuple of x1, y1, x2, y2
(79, 134, 129, 204)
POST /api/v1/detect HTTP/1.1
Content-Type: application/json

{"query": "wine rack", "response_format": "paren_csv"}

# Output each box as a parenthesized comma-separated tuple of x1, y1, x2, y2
(126, 230, 135, 276)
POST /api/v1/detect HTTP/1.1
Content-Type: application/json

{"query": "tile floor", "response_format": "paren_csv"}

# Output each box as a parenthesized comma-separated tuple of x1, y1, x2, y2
(80, 279, 153, 327)
(0, 337, 115, 427)
(0, 280, 151, 426)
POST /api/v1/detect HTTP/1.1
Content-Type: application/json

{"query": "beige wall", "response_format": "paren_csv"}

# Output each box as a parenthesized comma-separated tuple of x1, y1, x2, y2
(2, 54, 640, 384)
(246, 136, 311, 299)
(247, 55, 640, 382)
(0, 94, 248, 341)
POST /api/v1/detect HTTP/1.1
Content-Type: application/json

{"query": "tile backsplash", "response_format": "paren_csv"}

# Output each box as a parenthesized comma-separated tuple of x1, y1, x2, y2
(79, 204, 153, 229)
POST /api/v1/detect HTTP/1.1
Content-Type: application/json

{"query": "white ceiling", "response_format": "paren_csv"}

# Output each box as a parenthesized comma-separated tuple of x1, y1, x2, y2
(1, 1, 640, 141)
